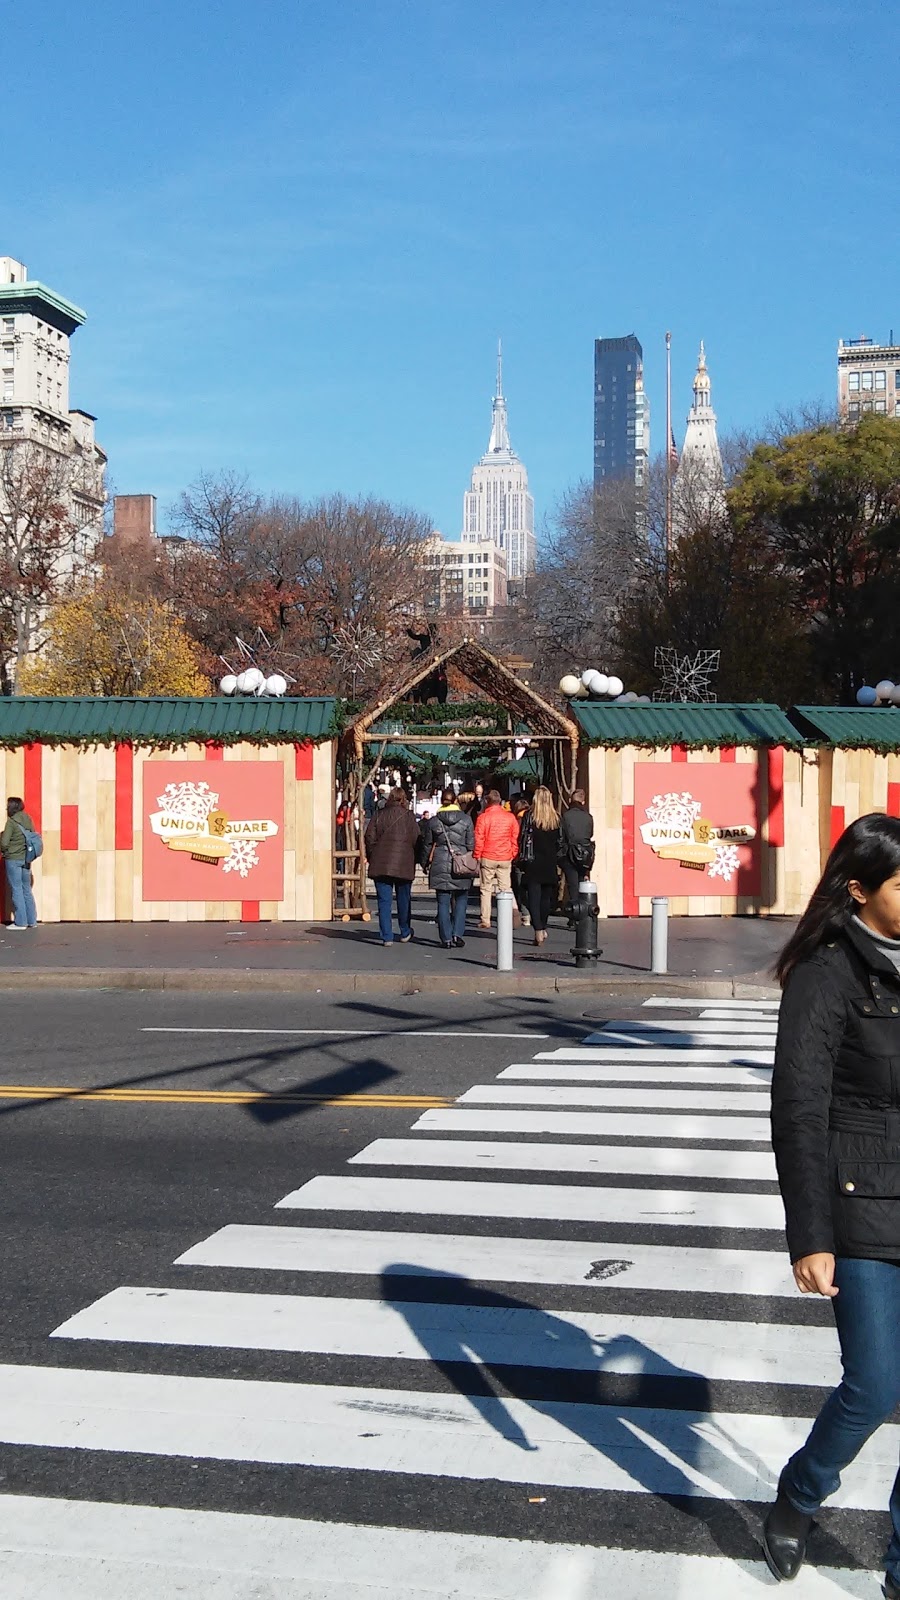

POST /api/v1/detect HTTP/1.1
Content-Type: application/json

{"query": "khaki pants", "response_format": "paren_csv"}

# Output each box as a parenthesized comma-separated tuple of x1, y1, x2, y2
(479, 859, 512, 924)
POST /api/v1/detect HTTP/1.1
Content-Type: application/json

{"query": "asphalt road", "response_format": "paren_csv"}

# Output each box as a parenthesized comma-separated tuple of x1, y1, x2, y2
(0, 990, 889, 1595)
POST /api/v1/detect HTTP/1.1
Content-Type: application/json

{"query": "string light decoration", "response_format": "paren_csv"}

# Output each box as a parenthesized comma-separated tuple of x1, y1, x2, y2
(330, 622, 385, 699)
(653, 647, 721, 703)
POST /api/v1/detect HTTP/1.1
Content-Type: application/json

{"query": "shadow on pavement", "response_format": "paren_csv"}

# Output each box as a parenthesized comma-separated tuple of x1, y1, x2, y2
(381, 1267, 865, 1578)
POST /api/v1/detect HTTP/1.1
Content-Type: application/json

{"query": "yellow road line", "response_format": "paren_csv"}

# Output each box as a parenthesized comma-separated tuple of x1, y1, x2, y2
(0, 1085, 450, 1108)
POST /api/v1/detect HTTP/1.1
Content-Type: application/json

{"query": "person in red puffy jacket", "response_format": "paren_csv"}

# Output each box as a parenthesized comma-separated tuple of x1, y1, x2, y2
(473, 791, 520, 928)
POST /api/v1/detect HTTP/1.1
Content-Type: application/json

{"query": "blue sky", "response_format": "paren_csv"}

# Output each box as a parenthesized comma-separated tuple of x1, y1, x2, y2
(6, 0, 898, 539)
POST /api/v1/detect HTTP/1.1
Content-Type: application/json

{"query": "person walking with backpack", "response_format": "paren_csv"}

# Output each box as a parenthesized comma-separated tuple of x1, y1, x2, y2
(473, 789, 519, 929)
(1, 796, 39, 929)
(763, 814, 900, 1594)
(421, 787, 476, 948)
(561, 788, 595, 926)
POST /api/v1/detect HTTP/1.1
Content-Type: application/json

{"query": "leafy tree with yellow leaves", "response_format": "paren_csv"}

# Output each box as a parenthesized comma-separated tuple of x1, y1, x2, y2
(19, 585, 210, 697)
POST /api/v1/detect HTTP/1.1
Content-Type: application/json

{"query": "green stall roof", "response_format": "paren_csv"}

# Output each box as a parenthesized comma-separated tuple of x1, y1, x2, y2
(0, 696, 338, 748)
(572, 701, 802, 750)
(790, 706, 900, 751)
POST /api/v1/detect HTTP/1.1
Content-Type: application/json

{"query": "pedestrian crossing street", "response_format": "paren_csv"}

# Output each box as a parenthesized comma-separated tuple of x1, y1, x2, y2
(2, 996, 892, 1597)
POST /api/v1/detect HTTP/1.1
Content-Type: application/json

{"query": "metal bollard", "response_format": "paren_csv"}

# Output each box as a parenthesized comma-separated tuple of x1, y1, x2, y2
(651, 895, 669, 974)
(496, 890, 514, 971)
(571, 880, 603, 969)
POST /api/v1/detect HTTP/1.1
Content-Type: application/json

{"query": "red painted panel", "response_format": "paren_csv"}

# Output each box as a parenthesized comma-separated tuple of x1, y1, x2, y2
(830, 806, 845, 848)
(766, 747, 785, 848)
(60, 804, 79, 852)
(671, 744, 688, 763)
(622, 804, 639, 915)
(205, 743, 224, 761)
(295, 741, 314, 781)
(115, 743, 134, 850)
(888, 783, 900, 818)
(23, 743, 42, 832)
(242, 901, 260, 921)
(719, 746, 736, 763)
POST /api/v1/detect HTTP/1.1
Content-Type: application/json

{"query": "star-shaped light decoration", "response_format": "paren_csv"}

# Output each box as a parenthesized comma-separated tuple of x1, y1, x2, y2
(653, 647, 721, 703)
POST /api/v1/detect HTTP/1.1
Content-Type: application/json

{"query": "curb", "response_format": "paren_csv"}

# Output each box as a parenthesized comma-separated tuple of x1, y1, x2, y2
(0, 966, 780, 1000)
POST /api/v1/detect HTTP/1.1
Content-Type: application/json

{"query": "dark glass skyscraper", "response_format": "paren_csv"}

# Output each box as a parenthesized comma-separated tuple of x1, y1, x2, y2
(593, 334, 649, 493)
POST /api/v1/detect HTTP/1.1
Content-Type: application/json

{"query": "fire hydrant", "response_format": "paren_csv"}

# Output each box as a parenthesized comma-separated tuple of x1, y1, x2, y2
(571, 879, 603, 969)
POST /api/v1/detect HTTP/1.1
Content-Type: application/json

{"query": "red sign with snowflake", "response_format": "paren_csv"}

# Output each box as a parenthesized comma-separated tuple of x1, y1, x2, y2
(632, 762, 761, 898)
(142, 761, 285, 902)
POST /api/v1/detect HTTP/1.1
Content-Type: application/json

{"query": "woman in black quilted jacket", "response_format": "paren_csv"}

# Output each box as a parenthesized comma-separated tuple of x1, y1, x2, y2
(764, 814, 900, 1593)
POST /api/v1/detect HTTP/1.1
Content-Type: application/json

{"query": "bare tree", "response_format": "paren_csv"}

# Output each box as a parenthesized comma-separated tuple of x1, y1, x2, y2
(516, 477, 643, 692)
(168, 469, 260, 556)
(0, 440, 80, 692)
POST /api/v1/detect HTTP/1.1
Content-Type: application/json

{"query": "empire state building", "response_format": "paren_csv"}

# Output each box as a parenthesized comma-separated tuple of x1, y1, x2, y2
(462, 345, 536, 583)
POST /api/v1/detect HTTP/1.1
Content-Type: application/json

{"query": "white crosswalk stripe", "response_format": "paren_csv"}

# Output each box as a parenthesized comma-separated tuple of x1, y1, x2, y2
(348, 1136, 777, 1179)
(0, 1497, 877, 1600)
(8, 991, 892, 1593)
(177, 1223, 799, 1296)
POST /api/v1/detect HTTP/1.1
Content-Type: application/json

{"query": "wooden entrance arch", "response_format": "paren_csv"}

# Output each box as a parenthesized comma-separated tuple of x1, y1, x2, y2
(333, 639, 579, 918)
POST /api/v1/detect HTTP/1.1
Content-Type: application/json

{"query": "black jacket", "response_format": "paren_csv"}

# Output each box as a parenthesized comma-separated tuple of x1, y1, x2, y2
(771, 918, 900, 1264)
(523, 822, 562, 885)
(422, 805, 476, 892)
(562, 803, 594, 848)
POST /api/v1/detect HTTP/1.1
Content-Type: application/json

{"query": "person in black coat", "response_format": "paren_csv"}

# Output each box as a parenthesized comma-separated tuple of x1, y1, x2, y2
(421, 789, 476, 948)
(519, 785, 562, 946)
(763, 813, 900, 1593)
(560, 788, 595, 923)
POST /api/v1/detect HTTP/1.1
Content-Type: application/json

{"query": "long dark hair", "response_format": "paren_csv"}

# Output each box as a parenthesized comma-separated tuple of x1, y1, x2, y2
(776, 812, 900, 986)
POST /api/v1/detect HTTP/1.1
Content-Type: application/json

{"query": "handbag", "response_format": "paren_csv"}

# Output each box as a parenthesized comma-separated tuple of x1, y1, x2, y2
(517, 812, 535, 865)
(568, 838, 595, 871)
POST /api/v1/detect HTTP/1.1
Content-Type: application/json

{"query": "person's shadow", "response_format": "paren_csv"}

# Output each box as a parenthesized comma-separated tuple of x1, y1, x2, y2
(376, 1267, 869, 1585)
(380, 1266, 768, 1502)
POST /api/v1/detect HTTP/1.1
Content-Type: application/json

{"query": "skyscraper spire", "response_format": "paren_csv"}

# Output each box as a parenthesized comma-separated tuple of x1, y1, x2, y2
(488, 337, 510, 455)
(673, 337, 725, 538)
(462, 342, 536, 583)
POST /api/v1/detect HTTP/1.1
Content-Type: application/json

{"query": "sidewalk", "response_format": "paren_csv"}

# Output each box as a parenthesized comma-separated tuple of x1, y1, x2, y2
(0, 903, 788, 997)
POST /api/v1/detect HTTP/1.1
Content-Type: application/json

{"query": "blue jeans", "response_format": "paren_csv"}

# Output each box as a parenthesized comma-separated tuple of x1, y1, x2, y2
(782, 1256, 900, 1585)
(6, 860, 37, 927)
(436, 889, 468, 945)
(374, 877, 412, 943)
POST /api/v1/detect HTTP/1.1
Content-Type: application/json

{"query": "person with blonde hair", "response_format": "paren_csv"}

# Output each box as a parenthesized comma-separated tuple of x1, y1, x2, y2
(518, 785, 561, 945)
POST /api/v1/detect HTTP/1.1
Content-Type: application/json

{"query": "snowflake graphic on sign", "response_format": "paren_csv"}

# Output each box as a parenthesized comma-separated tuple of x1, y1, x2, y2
(222, 838, 261, 879)
(646, 792, 703, 829)
(156, 780, 219, 819)
(709, 843, 742, 883)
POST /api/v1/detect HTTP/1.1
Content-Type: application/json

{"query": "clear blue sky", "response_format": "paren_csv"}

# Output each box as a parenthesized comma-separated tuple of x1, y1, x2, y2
(6, 0, 897, 540)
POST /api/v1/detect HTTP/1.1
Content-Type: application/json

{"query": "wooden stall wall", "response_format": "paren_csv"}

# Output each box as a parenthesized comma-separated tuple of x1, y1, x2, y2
(827, 748, 900, 841)
(0, 738, 334, 923)
(585, 742, 820, 917)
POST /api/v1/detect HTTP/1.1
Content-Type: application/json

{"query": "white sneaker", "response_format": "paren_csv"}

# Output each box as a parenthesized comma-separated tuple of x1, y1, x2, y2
(7, 924, 27, 931)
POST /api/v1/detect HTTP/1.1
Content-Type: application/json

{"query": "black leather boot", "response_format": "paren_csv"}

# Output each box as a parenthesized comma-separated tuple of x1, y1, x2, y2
(762, 1485, 814, 1581)
(883, 1577, 899, 1599)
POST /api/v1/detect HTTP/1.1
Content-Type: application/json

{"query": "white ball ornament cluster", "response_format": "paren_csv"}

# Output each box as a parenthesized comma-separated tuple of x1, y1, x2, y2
(856, 680, 900, 707)
(220, 670, 288, 697)
(559, 668, 650, 705)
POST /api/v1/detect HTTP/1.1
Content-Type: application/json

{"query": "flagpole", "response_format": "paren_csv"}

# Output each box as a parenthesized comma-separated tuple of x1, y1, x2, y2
(665, 330, 673, 585)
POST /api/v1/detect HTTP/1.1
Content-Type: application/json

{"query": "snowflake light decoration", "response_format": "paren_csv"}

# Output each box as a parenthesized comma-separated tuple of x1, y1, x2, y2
(222, 838, 260, 879)
(156, 781, 219, 819)
(654, 647, 720, 703)
(709, 843, 741, 883)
